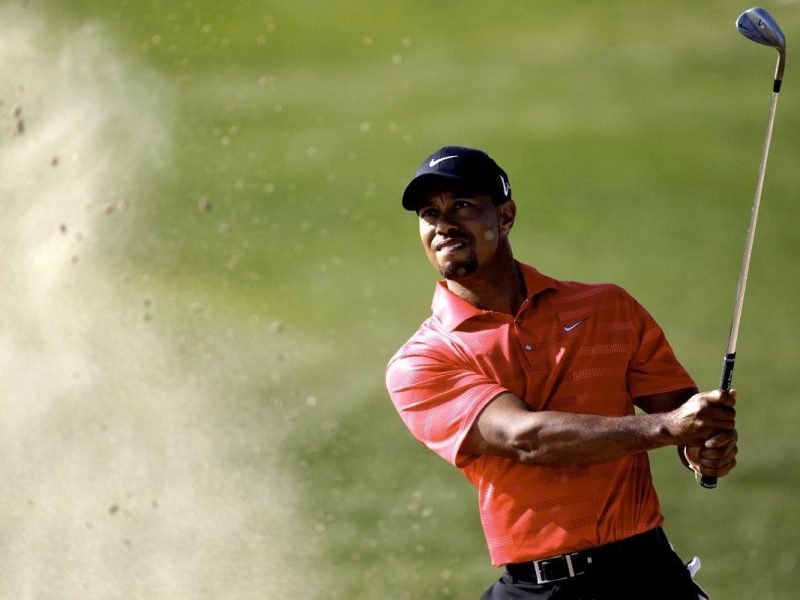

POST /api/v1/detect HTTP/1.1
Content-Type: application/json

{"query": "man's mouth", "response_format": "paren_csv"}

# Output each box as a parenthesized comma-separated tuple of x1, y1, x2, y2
(436, 239, 469, 253)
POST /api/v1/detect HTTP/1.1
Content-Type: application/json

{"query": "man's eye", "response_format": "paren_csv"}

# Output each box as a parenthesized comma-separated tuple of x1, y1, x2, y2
(419, 208, 437, 218)
(454, 200, 471, 209)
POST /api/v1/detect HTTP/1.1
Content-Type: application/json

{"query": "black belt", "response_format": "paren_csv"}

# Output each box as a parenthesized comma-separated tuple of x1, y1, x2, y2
(505, 527, 666, 585)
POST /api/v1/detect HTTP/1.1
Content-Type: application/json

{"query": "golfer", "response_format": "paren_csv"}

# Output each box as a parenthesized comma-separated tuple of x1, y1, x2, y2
(386, 146, 738, 599)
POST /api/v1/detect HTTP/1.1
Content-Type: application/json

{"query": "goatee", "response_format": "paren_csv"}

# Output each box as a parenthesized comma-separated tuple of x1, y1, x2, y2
(439, 254, 479, 280)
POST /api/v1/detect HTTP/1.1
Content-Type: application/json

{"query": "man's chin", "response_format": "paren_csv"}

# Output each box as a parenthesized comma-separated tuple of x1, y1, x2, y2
(439, 259, 478, 280)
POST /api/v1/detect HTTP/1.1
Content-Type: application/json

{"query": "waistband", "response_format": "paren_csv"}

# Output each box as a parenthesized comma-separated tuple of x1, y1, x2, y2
(505, 527, 668, 585)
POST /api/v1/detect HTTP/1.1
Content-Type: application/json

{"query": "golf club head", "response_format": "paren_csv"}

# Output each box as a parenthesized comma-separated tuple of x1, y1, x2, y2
(737, 7, 786, 87)
(736, 7, 786, 52)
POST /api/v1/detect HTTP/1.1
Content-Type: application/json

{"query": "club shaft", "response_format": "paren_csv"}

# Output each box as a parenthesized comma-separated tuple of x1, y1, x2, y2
(726, 87, 780, 355)
(700, 55, 783, 490)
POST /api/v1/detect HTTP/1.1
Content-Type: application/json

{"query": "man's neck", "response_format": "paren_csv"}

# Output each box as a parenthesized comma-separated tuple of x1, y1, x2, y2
(445, 255, 527, 316)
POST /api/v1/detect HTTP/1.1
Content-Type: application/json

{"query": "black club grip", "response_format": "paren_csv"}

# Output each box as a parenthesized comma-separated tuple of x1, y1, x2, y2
(699, 352, 736, 489)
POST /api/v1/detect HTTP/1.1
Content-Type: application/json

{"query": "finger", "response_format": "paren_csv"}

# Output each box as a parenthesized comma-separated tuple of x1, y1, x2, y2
(700, 446, 738, 462)
(704, 431, 738, 448)
(708, 406, 736, 423)
(701, 443, 738, 457)
(705, 389, 736, 407)
(700, 448, 727, 460)
(706, 416, 736, 431)
(684, 446, 702, 462)
(698, 458, 736, 477)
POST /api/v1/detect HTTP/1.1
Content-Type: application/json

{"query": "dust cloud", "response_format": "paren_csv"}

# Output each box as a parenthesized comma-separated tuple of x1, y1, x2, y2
(0, 8, 302, 598)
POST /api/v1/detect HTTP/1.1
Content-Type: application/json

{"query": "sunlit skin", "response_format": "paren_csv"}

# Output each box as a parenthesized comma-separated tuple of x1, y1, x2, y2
(413, 182, 738, 476)
(416, 185, 524, 315)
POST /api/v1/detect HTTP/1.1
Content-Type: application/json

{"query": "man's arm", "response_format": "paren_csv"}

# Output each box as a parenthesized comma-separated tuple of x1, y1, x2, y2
(462, 389, 736, 469)
(634, 387, 697, 413)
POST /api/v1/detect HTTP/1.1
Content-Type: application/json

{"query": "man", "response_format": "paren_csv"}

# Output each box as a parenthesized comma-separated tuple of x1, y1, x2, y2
(385, 146, 738, 599)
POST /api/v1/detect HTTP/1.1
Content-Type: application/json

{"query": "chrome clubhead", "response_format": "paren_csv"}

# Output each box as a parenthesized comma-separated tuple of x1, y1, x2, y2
(737, 7, 786, 52)
(737, 7, 786, 86)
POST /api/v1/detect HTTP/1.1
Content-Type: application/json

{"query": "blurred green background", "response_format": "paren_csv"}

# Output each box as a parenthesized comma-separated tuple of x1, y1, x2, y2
(9, 0, 800, 597)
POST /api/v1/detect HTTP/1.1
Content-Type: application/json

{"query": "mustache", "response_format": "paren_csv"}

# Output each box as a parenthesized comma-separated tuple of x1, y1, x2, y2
(435, 230, 473, 249)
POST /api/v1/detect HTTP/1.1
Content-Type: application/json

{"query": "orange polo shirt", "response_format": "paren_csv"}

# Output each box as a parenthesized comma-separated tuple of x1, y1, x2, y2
(386, 262, 696, 566)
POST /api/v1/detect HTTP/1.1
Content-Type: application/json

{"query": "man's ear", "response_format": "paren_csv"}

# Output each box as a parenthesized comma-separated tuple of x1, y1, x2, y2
(498, 200, 516, 237)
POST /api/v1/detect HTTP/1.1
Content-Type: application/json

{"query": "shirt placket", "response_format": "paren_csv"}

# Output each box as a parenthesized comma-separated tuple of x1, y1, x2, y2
(513, 299, 540, 363)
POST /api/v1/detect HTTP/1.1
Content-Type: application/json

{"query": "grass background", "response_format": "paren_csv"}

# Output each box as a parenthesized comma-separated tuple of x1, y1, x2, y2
(13, 0, 800, 597)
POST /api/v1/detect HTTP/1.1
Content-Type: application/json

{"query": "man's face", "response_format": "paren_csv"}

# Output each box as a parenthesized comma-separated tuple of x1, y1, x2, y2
(416, 185, 514, 280)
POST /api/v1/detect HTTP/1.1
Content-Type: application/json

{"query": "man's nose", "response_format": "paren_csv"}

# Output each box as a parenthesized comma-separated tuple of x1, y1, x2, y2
(434, 212, 459, 235)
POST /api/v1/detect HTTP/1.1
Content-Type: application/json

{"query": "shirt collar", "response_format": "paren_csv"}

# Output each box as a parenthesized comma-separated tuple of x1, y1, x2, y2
(431, 262, 558, 331)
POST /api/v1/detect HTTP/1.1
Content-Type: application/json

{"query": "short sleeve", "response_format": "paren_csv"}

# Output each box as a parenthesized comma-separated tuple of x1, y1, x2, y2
(386, 345, 508, 468)
(626, 297, 696, 398)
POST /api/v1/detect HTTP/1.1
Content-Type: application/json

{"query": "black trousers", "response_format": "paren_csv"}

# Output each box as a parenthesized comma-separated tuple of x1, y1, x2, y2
(481, 528, 707, 600)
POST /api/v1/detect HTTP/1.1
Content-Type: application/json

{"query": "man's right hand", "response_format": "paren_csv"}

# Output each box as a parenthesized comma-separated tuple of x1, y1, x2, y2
(664, 389, 737, 447)
(685, 428, 739, 478)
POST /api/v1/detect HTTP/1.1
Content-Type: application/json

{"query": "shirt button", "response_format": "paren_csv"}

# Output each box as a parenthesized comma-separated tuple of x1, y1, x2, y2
(524, 344, 532, 351)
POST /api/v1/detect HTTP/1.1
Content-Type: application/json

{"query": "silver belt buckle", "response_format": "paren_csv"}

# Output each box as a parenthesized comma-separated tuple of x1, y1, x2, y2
(532, 552, 587, 584)
(566, 553, 576, 577)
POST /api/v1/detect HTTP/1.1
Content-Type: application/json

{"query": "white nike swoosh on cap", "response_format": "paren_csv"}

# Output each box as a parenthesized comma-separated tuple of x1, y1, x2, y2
(429, 155, 458, 167)
(499, 175, 509, 197)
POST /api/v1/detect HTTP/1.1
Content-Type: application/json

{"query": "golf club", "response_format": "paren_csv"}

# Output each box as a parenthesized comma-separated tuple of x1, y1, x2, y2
(700, 7, 786, 489)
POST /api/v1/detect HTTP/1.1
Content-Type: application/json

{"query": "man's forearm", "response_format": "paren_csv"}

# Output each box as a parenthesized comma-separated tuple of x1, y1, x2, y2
(507, 411, 673, 467)
(466, 390, 736, 467)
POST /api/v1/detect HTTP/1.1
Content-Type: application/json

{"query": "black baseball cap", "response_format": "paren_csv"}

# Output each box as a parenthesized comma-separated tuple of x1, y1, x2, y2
(401, 145, 512, 211)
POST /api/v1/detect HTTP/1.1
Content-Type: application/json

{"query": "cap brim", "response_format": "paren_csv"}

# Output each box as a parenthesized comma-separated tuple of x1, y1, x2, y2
(401, 173, 474, 211)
